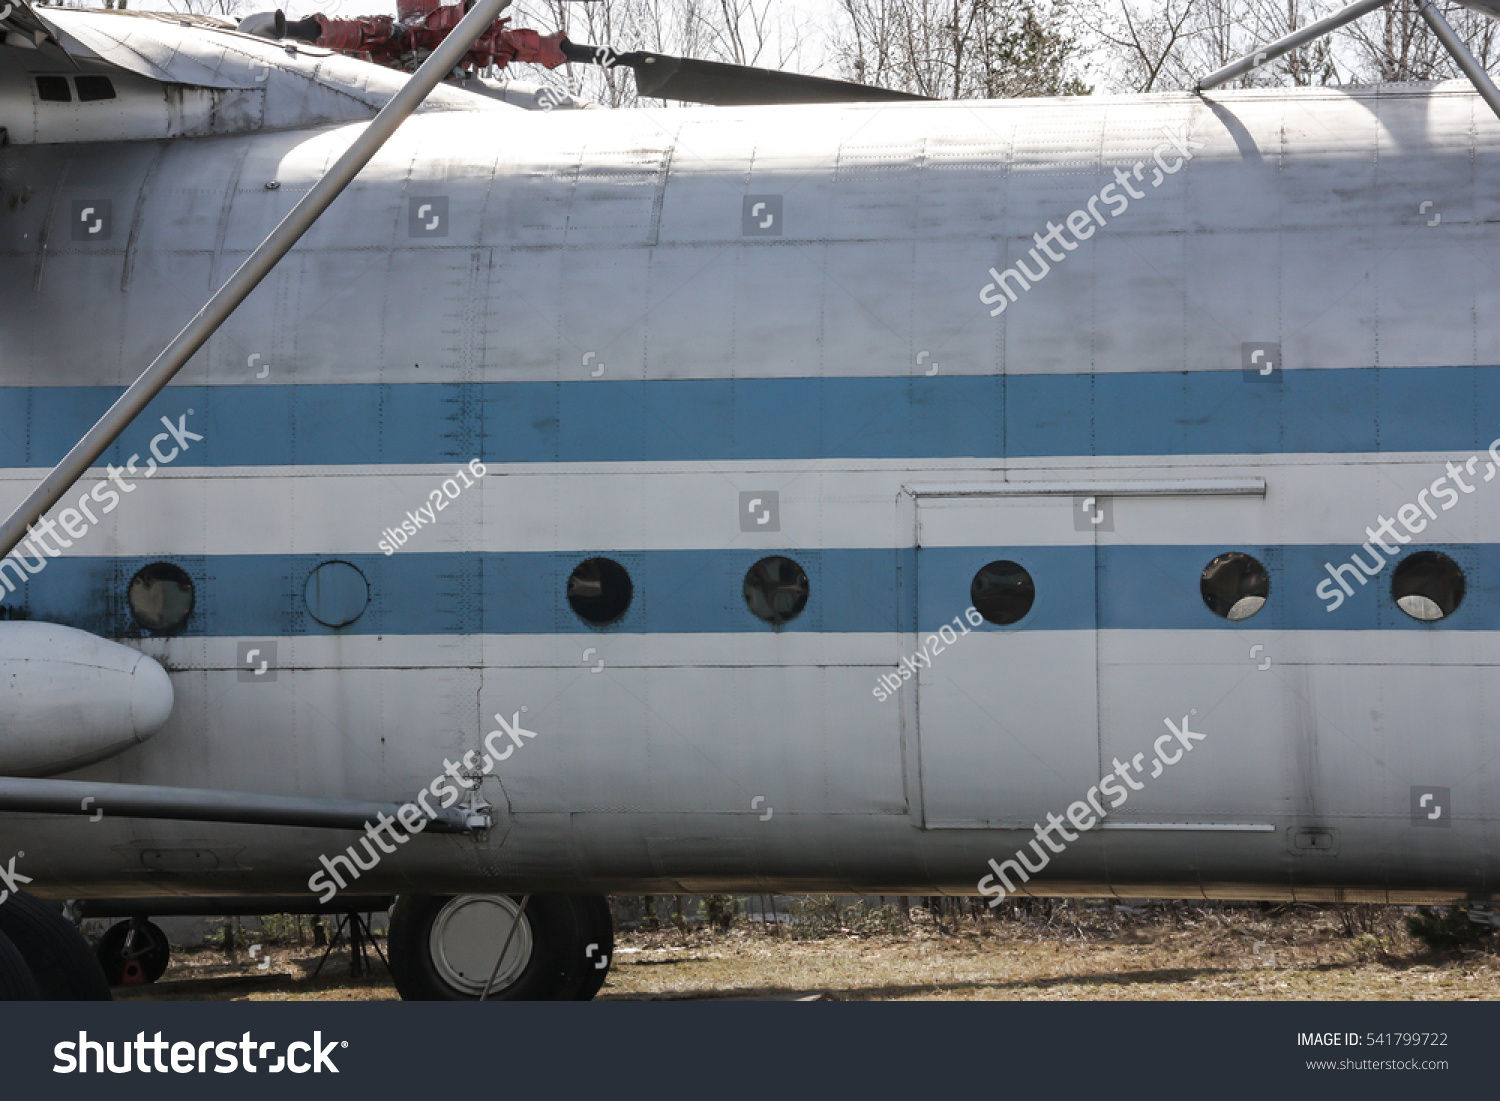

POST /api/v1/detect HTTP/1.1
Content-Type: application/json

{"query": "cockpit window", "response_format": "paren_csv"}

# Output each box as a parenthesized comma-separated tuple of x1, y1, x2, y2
(75, 75, 117, 102)
(36, 75, 71, 102)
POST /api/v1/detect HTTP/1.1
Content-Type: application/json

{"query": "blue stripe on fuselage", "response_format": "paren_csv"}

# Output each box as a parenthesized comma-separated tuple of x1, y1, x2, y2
(8, 365, 1500, 466)
(7, 544, 1497, 639)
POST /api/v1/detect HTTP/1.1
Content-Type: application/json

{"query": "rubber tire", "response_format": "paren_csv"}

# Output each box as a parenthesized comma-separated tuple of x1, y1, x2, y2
(97, 919, 171, 986)
(0, 928, 41, 1000)
(551, 895, 613, 1001)
(0, 893, 110, 1000)
(388, 894, 566, 1001)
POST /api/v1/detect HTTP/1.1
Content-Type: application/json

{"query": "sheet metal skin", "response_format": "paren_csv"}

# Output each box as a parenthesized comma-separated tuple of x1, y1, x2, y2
(2, 9, 1498, 903)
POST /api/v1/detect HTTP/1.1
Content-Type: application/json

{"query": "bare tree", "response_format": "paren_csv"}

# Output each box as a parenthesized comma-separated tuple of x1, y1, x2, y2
(834, 0, 1090, 98)
(507, 0, 812, 107)
(1075, 0, 1499, 92)
(838, 0, 904, 88)
(158, 0, 246, 17)
(511, 0, 643, 105)
(1340, 0, 1500, 79)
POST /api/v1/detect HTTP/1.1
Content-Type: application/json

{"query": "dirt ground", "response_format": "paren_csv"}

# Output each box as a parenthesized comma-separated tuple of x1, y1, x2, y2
(111, 902, 1500, 1001)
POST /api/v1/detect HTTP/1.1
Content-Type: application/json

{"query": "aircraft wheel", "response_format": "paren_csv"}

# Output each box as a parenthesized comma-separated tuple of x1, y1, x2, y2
(388, 894, 568, 1001)
(551, 895, 613, 1001)
(97, 919, 171, 986)
(0, 928, 41, 1000)
(0, 893, 110, 1000)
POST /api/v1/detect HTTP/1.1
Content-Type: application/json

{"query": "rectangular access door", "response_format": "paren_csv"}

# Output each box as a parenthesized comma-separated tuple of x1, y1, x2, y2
(913, 488, 1099, 828)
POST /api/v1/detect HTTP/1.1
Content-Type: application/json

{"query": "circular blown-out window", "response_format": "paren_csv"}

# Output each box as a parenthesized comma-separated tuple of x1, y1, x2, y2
(970, 560, 1035, 625)
(1200, 551, 1269, 622)
(743, 556, 809, 626)
(304, 560, 370, 628)
(128, 562, 195, 633)
(567, 557, 633, 626)
(1392, 551, 1464, 622)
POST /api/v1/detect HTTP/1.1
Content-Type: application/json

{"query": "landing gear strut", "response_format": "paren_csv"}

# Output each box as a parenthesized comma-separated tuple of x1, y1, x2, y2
(387, 893, 612, 1001)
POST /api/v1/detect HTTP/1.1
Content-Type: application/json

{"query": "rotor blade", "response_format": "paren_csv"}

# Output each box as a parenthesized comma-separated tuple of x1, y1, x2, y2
(561, 40, 927, 105)
(0, 0, 516, 561)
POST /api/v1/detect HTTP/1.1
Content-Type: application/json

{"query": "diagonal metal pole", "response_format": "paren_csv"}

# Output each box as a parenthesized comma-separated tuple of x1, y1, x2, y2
(1417, 0, 1500, 121)
(478, 894, 530, 1001)
(0, 0, 512, 559)
(1197, 0, 1391, 89)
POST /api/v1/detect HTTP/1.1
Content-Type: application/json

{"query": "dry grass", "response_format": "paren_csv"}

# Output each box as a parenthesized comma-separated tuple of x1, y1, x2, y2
(112, 902, 1500, 1001)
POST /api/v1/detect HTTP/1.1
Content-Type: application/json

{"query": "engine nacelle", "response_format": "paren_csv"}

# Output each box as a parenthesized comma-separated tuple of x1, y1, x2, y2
(0, 622, 173, 777)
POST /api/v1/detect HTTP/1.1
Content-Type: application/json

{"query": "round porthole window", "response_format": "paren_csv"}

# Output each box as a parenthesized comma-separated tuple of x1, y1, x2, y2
(1200, 551, 1269, 622)
(743, 556, 809, 625)
(304, 560, 369, 628)
(567, 557, 633, 626)
(1392, 550, 1464, 622)
(970, 560, 1035, 625)
(128, 562, 194, 633)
